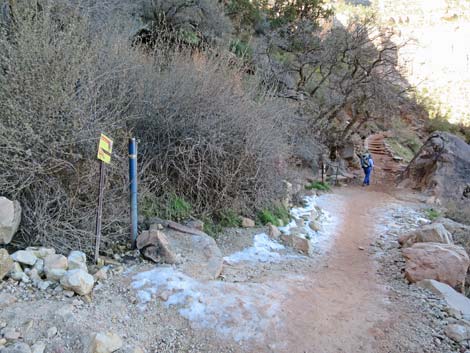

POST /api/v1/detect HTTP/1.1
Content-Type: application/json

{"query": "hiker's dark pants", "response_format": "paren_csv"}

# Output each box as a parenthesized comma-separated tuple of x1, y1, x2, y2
(363, 167, 372, 185)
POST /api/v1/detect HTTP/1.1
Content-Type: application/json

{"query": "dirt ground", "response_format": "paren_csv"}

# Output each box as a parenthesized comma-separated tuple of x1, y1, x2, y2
(0, 187, 460, 353)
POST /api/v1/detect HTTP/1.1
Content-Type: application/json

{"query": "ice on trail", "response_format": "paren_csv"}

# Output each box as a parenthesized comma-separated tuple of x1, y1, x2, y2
(132, 267, 291, 343)
(224, 233, 286, 264)
(131, 193, 341, 343)
(279, 194, 340, 251)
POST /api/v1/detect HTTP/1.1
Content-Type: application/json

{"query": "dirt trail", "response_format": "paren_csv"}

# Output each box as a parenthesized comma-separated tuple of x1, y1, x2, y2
(267, 188, 396, 353)
(366, 133, 406, 185)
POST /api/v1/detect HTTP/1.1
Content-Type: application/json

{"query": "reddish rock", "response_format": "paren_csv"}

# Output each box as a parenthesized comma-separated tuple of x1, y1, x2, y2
(267, 224, 281, 239)
(403, 242, 470, 288)
(281, 234, 311, 255)
(241, 217, 255, 228)
(398, 223, 453, 248)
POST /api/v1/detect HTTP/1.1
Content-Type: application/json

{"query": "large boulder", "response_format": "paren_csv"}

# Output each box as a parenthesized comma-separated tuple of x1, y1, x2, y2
(0, 197, 21, 244)
(403, 242, 470, 288)
(0, 248, 13, 280)
(398, 223, 453, 248)
(417, 279, 470, 318)
(399, 132, 470, 202)
(60, 269, 94, 296)
(144, 221, 223, 281)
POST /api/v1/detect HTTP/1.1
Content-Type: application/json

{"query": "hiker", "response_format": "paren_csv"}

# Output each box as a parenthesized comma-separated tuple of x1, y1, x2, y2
(360, 151, 374, 186)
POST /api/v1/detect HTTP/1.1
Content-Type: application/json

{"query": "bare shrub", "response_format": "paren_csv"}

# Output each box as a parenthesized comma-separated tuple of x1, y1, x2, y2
(0, 1, 144, 253)
(135, 51, 289, 216)
(0, 0, 290, 254)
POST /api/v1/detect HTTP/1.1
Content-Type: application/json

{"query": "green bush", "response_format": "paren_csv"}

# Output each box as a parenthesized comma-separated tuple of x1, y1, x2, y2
(218, 209, 241, 228)
(305, 181, 331, 191)
(258, 204, 290, 226)
(140, 193, 192, 222)
(425, 208, 441, 221)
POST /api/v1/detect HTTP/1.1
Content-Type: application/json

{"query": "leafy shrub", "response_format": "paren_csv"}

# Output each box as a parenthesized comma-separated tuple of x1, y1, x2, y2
(305, 181, 331, 191)
(218, 209, 241, 228)
(258, 203, 290, 226)
(425, 208, 441, 221)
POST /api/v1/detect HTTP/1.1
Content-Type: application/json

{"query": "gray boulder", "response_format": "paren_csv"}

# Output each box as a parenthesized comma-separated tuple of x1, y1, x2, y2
(60, 269, 94, 296)
(0, 196, 21, 245)
(399, 132, 470, 202)
(417, 279, 470, 317)
(10, 250, 37, 266)
(143, 221, 223, 281)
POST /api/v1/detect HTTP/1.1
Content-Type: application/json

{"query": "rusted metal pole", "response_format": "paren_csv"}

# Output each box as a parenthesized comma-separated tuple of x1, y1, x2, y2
(94, 160, 105, 264)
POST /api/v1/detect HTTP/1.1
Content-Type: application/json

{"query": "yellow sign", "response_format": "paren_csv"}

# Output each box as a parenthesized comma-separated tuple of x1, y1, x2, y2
(97, 133, 113, 164)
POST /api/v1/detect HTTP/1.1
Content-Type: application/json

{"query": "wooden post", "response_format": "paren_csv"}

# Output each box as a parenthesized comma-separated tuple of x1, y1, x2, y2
(94, 161, 106, 264)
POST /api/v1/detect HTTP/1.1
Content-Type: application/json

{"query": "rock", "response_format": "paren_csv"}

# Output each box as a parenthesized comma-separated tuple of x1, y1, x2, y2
(417, 279, 470, 318)
(185, 219, 204, 231)
(309, 221, 320, 232)
(281, 234, 312, 255)
(398, 132, 470, 202)
(0, 338, 5, 346)
(267, 224, 281, 239)
(161, 225, 223, 281)
(241, 217, 255, 228)
(25, 247, 55, 259)
(27, 268, 41, 283)
(403, 243, 470, 288)
(63, 290, 75, 298)
(436, 217, 470, 235)
(31, 342, 45, 353)
(44, 254, 68, 281)
(8, 262, 28, 282)
(93, 268, 108, 281)
(2, 327, 20, 340)
(33, 259, 44, 275)
(67, 251, 87, 272)
(0, 197, 21, 245)
(128, 347, 144, 353)
(10, 250, 37, 266)
(0, 293, 17, 308)
(138, 230, 176, 265)
(60, 269, 94, 296)
(0, 342, 32, 353)
(89, 332, 122, 353)
(398, 223, 453, 248)
(0, 248, 13, 280)
(36, 281, 52, 291)
(46, 327, 57, 338)
(445, 324, 470, 342)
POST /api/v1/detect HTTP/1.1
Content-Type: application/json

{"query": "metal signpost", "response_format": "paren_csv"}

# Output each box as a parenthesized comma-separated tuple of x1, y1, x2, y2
(95, 133, 113, 264)
(128, 138, 138, 248)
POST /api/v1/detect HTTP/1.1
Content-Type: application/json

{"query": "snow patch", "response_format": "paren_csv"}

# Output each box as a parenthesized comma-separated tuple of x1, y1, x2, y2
(279, 194, 341, 251)
(132, 267, 291, 343)
(224, 233, 285, 264)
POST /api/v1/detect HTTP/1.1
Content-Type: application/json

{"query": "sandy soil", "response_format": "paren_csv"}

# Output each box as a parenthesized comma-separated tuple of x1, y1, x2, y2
(0, 187, 459, 353)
